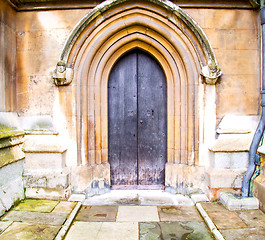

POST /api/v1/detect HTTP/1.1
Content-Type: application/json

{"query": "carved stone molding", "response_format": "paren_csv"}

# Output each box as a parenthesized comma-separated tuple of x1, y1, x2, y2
(201, 60, 222, 85)
(53, 61, 73, 86)
(55, 0, 222, 85)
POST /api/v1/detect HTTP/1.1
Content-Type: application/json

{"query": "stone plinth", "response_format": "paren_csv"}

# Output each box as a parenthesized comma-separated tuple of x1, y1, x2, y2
(71, 163, 110, 197)
(22, 115, 70, 200)
(207, 115, 259, 200)
(0, 112, 25, 217)
(165, 163, 207, 195)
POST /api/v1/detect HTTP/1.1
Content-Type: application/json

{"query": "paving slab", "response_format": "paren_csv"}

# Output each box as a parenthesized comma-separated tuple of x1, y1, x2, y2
(52, 201, 76, 214)
(0, 222, 60, 240)
(116, 206, 159, 222)
(75, 206, 118, 222)
(235, 209, 265, 228)
(2, 210, 68, 225)
(207, 211, 248, 230)
(221, 227, 265, 240)
(140, 222, 214, 240)
(200, 202, 227, 212)
(158, 206, 203, 222)
(14, 199, 59, 212)
(0, 221, 12, 234)
(65, 221, 138, 240)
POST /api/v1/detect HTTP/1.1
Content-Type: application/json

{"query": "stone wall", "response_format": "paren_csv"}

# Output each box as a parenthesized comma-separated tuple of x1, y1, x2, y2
(13, 3, 261, 199)
(0, 0, 17, 112)
(16, 7, 260, 127)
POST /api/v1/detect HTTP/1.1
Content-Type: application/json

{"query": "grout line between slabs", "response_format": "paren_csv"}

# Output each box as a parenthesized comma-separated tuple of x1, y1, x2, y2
(195, 203, 225, 240)
(54, 202, 82, 240)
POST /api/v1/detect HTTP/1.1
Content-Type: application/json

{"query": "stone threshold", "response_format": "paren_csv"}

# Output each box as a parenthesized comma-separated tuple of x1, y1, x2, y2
(68, 190, 210, 206)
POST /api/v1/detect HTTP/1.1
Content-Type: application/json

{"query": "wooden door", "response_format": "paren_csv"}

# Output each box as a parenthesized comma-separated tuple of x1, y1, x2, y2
(108, 50, 167, 188)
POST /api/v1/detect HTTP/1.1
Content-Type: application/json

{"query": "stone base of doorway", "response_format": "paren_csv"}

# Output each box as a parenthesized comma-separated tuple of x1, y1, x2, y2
(220, 192, 259, 210)
(76, 190, 210, 206)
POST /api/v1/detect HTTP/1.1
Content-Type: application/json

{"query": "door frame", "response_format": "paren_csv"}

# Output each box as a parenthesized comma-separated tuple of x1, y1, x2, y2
(54, 0, 222, 194)
(108, 49, 167, 188)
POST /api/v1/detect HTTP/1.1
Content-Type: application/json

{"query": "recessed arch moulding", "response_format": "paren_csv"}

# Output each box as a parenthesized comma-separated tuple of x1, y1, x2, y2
(53, 0, 222, 196)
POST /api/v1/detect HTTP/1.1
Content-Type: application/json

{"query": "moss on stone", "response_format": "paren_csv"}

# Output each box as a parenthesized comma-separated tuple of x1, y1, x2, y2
(14, 199, 59, 213)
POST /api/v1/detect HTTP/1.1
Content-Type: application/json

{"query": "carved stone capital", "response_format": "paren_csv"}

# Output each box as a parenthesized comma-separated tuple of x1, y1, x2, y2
(201, 60, 222, 85)
(53, 61, 73, 86)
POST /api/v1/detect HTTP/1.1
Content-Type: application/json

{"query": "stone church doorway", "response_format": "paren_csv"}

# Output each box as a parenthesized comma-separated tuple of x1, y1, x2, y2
(108, 49, 167, 189)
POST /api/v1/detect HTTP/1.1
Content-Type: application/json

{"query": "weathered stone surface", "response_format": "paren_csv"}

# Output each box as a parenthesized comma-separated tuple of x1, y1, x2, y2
(25, 187, 70, 200)
(206, 168, 246, 188)
(200, 202, 227, 212)
(191, 194, 209, 203)
(65, 222, 139, 240)
(0, 141, 25, 168)
(24, 152, 66, 169)
(165, 164, 207, 195)
(207, 211, 248, 229)
(0, 221, 12, 234)
(236, 209, 265, 228)
(52, 201, 76, 214)
(75, 206, 118, 222)
(220, 192, 259, 210)
(0, 222, 60, 240)
(0, 177, 24, 211)
(221, 227, 265, 240)
(158, 206, 203, 222)
(210, 152, 248, 169)
(23, 169, 70, 188)
(139, 222, 213, 240)
(254, 178, 265, 212)
(216, 115, 259, 134)
(68, 193, 86, 202)
(23, 134, 67, 154)
(0, 160, 23, 189)
(2, 210, 68, 226)
(209, 134, 253, 152)
(14, 199, 59, 213)
(116, 206, 159, 222)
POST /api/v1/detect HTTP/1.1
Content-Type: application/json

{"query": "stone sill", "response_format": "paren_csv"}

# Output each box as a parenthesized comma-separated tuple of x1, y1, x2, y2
(25, 130, 59, 135)
(0, 130, 24, 140)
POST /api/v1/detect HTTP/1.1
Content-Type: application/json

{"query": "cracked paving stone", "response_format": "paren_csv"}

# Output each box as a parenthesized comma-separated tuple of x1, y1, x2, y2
(14, 199, 59, 213)
(1, 210, 68, 225)
(0, 222, 60, 240)
(158, 206, 203, 222)
(221, 227, 265, 240)
(75, 206, 118, 222)
(139, 222, 214, 240)
(235, 209, 265, 228)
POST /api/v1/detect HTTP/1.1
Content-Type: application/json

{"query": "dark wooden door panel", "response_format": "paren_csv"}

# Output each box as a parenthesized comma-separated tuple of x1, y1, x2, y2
(108, 52, 138, 185)
(137, 52, 167, 185)
(108, 50, 167, 187)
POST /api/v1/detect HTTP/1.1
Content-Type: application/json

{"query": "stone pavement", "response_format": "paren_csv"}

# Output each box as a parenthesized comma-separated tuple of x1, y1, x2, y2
(0, 195, 265, 239)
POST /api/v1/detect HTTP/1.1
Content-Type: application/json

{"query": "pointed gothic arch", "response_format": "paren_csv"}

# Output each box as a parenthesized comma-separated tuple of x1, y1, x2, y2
(55, 0, 222, 194)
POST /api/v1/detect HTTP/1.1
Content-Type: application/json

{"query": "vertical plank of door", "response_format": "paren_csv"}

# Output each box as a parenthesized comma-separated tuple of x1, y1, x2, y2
(137, 51, 167, 185)
(108, 52, 138, 185)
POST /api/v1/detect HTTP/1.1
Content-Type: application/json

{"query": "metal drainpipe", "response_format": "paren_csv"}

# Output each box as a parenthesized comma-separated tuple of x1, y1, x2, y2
(242, 4, 265, 197)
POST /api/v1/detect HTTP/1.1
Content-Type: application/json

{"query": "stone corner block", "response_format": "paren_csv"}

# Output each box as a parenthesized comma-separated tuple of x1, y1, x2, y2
(190, 194, 210, 203)
(206, 168, 246, 189)
(220, 192, 259, 210)
(68, 194, 86, 202)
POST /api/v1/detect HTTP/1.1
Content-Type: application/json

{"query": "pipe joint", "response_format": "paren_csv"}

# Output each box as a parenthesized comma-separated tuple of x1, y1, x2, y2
(261, 90, 265, 106)
(261, 6, 265, 25)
